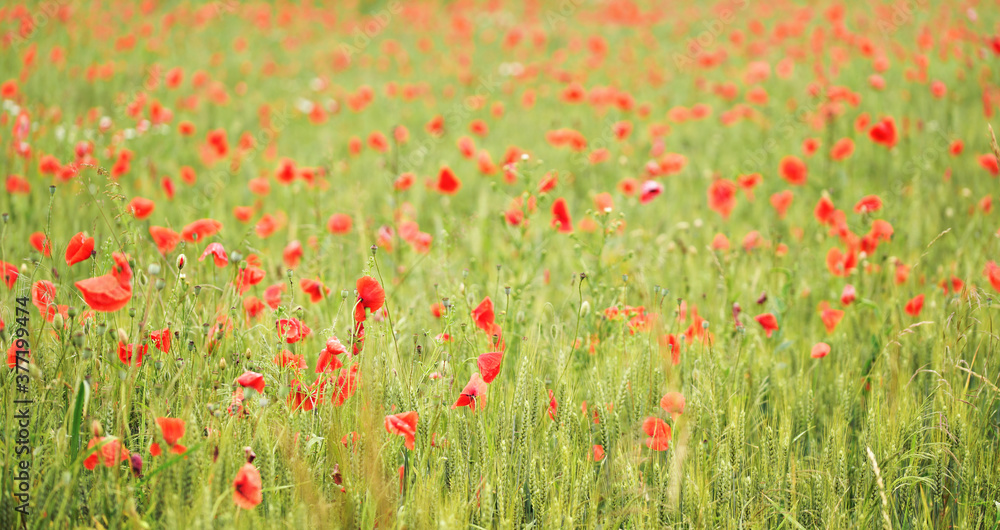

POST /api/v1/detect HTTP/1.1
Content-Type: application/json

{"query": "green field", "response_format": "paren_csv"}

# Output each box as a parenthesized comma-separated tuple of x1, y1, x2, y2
(2, 0, 1000, 528)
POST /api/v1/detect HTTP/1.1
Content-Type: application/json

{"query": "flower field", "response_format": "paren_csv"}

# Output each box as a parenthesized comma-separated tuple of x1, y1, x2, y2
(2, 0, 1000, 528)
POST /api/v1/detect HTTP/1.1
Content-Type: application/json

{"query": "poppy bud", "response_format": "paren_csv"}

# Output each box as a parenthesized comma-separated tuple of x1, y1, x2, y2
(147, 264, 160, 276)
(286, 268, 293, 279)
(73, 331, 85, 347)
(230, 251, 243, 263)
(219, 358, 227, 369)
(52, 313, 64, 329)
(505, 286, 511, 296)
(91, 420, 104, 437)
(128, 308, 136, 318)
(118, 328, 129, 343)
(176, 254, 186, 270)
(49, 185, 56, 196)
(580, 301, 591, 317)
(130, 454, 143, 477)
(244, 348, 252, 359)
(341, 289, 349, 299)
(155, 279, 165, 291)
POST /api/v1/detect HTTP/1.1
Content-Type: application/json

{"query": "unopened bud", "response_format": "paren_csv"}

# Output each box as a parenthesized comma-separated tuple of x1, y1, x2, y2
(117, 328, 128, 343)
(176, 254, 186, 270)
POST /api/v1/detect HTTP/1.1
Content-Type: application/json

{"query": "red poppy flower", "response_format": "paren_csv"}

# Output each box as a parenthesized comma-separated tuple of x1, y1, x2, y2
(181, 218, 222, 243)
(1, 261, 18, 289)
(477, 351, 503, 383)
(30, 232, 52, 257)
(354, 276, 386, 323)
(118, 341, 148, 366)
(826, 247, 858, 277)
(547, 389, 558, 420)
(273, 348, 306, 370)
(32, 280, 56, 318)
(819, 301, 844, 333)
(236, 371, 265, 393)
(83, 436, 129, 470)
(825, 134, 854, 160)
(452, 372, 488, 411)
(868, 118, 897, 148)
(841, 284, 857, 305)
(233, 463, 263, 510)
(811, 342, 831, 359)
(152, 417, 186, 456)
(435, 166, 461, 194)
(75, 252, 133, 312)
(904, 294, 924, 316)
(234, 266, 266, 294)
(7, 341, 29, 369)
(755, 313, 779, 337)
(394, 172, 415, 191)
(779, 155, 807, 185)
(384, 411, 419, 450)
(467, 295, 494, 330)
(263, 283, 285, 309)
(659, 392, 685, 421)
(640, 180, 663, 203)
(276, 318, 311, 344)
(316, 336, 346, 373)
(65, 232, 95, 266)
(199, 242, 229, 267)
(854, 195, 883, 213)
(287, 379, 317, 411)
(592, 444, 606, 461)
(642, 417, 671, 451)
(984, 262, 1000, 292)
(708, 179, 738, 218)
(769, 190, 793, 219)
(300, 279, 329, 303)
(149, 226, 181, 254)
(813, 196, 837, 225)
(150, 328, 171, 353)
(327, 214, 352, 234)
(128, 197, 155, 220)
(980, 154, 999, 176)
(551, 197, 573, 233)
(282, 240, 303, 269)
(332, 364, 360, 406)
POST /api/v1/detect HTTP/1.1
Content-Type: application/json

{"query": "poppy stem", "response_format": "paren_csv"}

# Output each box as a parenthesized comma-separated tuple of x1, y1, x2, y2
(372, 254, 404, 382)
